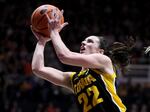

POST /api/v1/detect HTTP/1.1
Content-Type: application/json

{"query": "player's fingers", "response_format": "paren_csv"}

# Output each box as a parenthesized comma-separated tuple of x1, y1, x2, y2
(61, 22, 68, 28)
(30, 26, 40, 40)
(55, 15, 60, 22)
(45, 13, 58, 26)
(51, 8, 58, 20)
(45, 13, 52, 23)
(53, 10, 61, 21)
(61, 10, 64, 15)
(30, 25, 36, 35)
(59, 22, 68, 31)
(30, 25, 34, 31)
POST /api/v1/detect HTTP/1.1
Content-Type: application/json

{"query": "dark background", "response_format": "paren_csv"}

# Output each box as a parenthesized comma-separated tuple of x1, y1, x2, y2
(0, 0, 149, 112)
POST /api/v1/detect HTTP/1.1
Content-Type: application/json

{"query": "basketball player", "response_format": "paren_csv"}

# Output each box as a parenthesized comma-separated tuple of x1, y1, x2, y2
(31, 11, 132, 112)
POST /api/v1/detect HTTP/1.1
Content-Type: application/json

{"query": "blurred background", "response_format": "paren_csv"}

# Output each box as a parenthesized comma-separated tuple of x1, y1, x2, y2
(0, 0, 150, 112)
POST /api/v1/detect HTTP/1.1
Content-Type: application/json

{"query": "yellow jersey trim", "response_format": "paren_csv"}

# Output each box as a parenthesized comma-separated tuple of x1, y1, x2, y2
(70, 72, 76, 90)
(92, 69, 126, 112)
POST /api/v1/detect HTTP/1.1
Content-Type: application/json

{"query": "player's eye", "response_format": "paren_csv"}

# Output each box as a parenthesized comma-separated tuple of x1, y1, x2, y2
(87, 39, 94, 43)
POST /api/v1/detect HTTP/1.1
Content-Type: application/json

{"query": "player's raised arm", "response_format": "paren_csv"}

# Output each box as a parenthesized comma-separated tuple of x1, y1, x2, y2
(31, 27, 73, 91)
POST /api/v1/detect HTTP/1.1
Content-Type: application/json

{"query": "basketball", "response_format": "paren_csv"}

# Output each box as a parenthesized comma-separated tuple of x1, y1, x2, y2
(31, 4, 64, 37)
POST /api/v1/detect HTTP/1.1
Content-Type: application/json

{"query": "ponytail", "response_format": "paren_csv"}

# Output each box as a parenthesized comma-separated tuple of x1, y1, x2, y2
(105, 36, 136, 75)
(97, 35, 135, 74)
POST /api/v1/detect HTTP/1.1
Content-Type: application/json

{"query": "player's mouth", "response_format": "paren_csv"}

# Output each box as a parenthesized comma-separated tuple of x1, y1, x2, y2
(80, 46, 86, 53)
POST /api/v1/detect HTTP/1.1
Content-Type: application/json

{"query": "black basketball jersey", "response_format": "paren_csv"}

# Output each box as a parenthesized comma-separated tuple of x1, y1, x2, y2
(70, 69, 126, 112)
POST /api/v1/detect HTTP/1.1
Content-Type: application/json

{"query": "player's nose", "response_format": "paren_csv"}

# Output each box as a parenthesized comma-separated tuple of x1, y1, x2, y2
(81, 41, 86, 46)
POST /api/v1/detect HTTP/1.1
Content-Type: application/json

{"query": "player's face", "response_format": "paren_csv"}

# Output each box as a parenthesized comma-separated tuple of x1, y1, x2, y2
(80, 36, 100, 54)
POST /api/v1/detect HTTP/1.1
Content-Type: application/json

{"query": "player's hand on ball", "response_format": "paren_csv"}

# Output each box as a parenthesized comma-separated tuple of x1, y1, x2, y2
(31, 25, 51, 43)
(145, 46, 150, 55)
(45, 10, 68, 33)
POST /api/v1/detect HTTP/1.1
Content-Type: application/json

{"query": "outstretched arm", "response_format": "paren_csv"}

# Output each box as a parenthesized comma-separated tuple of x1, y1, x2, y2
(50, 31, 111, 69)
(45, 13, 112, 70)
(31, 28, 73, 91)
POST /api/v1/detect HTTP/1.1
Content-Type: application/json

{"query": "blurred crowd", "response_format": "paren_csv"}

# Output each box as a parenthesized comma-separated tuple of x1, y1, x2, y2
(0, 0, 149, 112)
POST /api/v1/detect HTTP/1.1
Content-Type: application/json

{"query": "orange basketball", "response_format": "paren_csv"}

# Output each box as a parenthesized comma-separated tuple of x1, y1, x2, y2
(31, 4, 64, 38)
